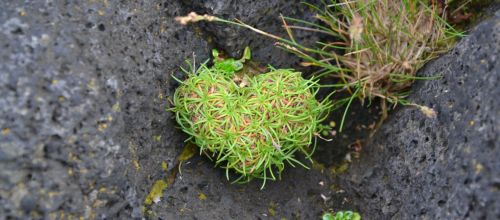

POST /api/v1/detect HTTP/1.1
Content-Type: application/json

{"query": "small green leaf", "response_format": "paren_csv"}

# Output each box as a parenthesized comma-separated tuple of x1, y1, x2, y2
(177, 142, 197, 162)
(322, 213, 334, 220)
(233, 60, 243, 71)
(241, 46, 251, 61)
(322, 210, 361, 220)
(212, 49, 219, 59)
(352, 213, 361, 220)
(214, 59, 243, 73)
(322, 211, 361, 220)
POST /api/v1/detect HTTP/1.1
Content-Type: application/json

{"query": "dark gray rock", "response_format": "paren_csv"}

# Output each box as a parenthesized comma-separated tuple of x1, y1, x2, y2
(0, 1, 342, 219)
(20, 194, 37, 212)
(182, 0, 321, 69)
(338, 10, 500, 220)
(0, 0, 208, 219)
(1, 0, 498, 219)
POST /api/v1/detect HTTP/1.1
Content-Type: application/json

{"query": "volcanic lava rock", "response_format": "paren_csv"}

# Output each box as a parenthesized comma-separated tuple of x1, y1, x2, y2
(1, 0, 498, 219)
(0, 1, 208, 219)
(339, 9, 500, 220)
(0, 1, 332, 219)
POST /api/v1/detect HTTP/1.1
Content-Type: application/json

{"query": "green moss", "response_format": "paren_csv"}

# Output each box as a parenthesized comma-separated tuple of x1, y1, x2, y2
(330, 162, 350, 176)
(144, 180, 168, 206)
(153, 135, 161, 142)
(311, 160, 327, 171)
(161, 161, 168, 171)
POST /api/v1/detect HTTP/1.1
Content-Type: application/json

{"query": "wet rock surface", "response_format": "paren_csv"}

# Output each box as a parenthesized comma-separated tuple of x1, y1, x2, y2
(0, 0, 498, 219)
(339, 10, 500, 220)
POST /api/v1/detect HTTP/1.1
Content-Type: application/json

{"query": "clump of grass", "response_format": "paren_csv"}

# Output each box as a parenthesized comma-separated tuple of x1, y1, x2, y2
(176, 0, 463, 129)
(299, 0, 459, 99)
(289, 0, 463, 127)
(171, 48, 332, 188)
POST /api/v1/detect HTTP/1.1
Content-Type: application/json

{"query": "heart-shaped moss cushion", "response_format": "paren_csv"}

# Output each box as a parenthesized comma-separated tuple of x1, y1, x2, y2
(172, 62, 330, 184)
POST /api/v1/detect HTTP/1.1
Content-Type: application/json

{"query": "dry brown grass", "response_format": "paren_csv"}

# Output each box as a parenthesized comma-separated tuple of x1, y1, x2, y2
(175, 0, 463, 129)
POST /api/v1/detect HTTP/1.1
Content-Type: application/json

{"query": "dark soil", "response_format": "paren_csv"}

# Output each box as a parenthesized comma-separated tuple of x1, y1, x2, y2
(0, 1, 498, 220)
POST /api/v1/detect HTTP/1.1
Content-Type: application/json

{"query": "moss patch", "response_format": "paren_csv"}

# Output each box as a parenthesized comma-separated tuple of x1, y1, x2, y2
(144, 180, 168, 206)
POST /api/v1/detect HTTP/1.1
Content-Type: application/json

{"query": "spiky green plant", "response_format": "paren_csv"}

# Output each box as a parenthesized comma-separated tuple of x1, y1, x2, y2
(176, 0, 464, 130)
(171, 48, 332, 188)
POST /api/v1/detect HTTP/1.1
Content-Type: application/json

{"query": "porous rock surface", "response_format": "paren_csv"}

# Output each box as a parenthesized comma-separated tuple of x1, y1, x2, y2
(339, 10, 500, 220)
(0, 0, 498, 219)
(0, 1, 340, 219)
(0, 1, 213, 219)
(181, 0, 321, 70)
